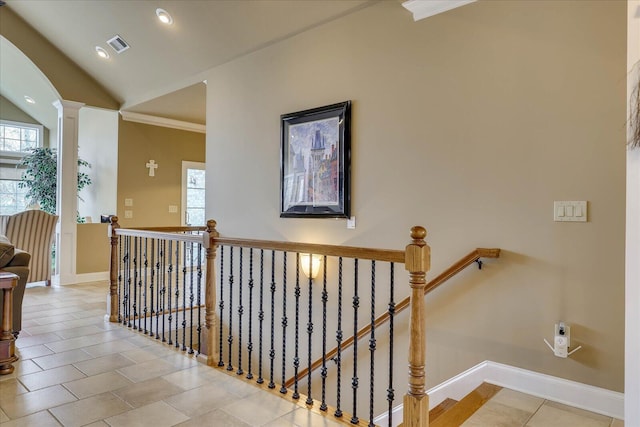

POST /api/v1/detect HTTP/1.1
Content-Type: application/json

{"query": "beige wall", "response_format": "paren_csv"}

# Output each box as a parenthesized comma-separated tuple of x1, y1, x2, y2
(117, 118, 205, 228)
(0, 95, 50, 149)
(76, 223, 109, 274)
(0, 7, 118, 110)
(206, 0, 626, 393)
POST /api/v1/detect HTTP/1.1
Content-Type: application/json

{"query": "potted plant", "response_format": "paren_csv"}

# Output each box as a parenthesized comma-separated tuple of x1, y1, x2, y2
(17, 147, 92, 223)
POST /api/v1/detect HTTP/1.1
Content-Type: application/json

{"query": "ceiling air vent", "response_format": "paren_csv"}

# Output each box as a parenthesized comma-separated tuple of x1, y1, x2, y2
(107, 35, 130, 54)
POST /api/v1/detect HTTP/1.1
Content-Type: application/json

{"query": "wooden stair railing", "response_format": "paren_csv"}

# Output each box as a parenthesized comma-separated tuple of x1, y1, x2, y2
(284, 247, 501, 389)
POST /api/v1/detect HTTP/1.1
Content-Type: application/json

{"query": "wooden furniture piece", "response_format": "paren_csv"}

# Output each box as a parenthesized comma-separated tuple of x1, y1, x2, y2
(0, 234, 30, 336)
(0, 272, 19, 374)
(1, 210, 58, 285)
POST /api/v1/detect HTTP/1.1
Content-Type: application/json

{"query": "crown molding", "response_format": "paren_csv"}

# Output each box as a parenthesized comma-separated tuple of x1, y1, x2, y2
(119, 111, 205, 134)
(402, 0, 476, 22)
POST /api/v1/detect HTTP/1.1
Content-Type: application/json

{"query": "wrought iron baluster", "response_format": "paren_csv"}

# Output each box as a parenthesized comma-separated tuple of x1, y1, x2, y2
(292, 253, 301, 400)
(189, 242, 196, 354)
(257, 249, 265, 384)
(335, 256, 343, 418)
(175, 242, 181, 348)
(268, 250, 276, 389)
(246, 248, 254, 379)
(218, 246, 225, 367)
(143, 238, 148, 334)
(351, 258, 360, 424)
(196, 243, 203, 355)
(368, 260, 377, 427)
(320, 255, 328, 412)
(117, 234, 122, 323)
(133, 236, 138, 330)
(305, 253, 314, 406)
(160, 240, 166, 342)
(227, 247, 234, 371)
(237, 248, 244, 375)
(167, 240, 173, 346)
(125, 236, 131, 327)
(149, 239, 155, 337)
(387, 263, 395, 427)
(280, 251, 288, 394)
(182, 241, 188, 351)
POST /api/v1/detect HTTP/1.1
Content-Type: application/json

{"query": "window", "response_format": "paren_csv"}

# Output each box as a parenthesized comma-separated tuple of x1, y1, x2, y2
(0, 121, 43, 214)
(0, 120, 43, 154)
(0, 179, 28, 215)
(182, 162, 205, 226)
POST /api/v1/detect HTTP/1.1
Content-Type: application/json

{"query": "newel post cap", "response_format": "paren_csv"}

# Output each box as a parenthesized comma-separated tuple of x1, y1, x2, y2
(405, 226, 430, 273)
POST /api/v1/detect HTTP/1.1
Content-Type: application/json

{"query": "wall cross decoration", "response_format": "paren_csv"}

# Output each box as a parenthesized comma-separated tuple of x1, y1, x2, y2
(146, 160, 158, 177)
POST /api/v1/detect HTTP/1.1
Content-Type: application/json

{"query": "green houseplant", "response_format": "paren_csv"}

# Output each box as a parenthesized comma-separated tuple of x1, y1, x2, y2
(17, 147, 92, 223)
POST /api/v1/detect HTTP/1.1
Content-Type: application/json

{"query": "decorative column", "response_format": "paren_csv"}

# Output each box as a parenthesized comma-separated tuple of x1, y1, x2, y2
(402, 226, 431, 427)
(204, 219, 219, 366)
(53, 100, 85, 285)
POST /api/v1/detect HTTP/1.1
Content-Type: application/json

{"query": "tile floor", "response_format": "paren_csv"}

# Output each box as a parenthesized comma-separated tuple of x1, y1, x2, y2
(0, 282, 626, 426)
(461, 387, 624, 427)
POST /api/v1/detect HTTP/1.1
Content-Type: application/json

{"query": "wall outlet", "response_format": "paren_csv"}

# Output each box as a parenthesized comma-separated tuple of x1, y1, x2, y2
(124, 210, 133, 219)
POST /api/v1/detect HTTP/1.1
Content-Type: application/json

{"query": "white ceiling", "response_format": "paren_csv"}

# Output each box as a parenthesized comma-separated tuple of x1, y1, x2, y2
(2, 0, 375, 127)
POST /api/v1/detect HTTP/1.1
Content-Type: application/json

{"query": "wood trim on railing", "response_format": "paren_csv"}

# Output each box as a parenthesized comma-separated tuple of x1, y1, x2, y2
(213, 237, 406, 263)
(285, 247, 500, 389)
(114, 228, 204, 243)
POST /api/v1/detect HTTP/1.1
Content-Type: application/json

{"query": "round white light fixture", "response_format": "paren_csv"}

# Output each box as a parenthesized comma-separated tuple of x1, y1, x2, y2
(24, 95, 36, 104)
(95, 46, 110, 59)
(156, 8, 173, 25)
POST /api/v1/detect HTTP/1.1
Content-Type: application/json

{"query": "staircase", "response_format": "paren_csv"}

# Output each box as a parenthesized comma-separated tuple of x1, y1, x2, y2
(429, 382, 501, 426)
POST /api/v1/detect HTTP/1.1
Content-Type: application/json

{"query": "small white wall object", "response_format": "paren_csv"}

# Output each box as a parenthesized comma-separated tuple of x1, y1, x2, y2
(544, 322, 582, 358)
(146, 159, 158, 176)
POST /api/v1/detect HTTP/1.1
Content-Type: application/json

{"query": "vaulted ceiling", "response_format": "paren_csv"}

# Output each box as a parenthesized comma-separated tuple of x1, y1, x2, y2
(1, 0, 377, 128)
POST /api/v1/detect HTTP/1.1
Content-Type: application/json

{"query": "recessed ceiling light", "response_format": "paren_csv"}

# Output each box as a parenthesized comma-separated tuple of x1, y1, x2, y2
(24, 95, 35, 104)
(156, 8, 173, 25)
(95, 46, 110, 59)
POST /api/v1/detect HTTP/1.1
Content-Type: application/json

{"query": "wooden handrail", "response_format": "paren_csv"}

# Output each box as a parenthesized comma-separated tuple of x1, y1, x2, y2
(114, 227, 205, 243)
(284, 247, 500, 388)
(213, 236, 406, 263)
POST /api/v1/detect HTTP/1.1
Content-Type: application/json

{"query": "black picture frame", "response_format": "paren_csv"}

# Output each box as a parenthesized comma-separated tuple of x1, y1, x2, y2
(280, 101, 351, 218)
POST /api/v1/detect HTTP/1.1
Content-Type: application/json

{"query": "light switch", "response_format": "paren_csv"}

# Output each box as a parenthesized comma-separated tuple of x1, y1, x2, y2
(554, 201, 587, 222)
(124, 198, 133, 207)
(168, 205, 178, 213)
(124, 210, 133, 219)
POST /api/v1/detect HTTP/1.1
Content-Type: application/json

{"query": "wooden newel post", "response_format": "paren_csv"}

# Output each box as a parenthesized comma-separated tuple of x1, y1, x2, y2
(203, 219, 219, 366)
(402, 226, 431, 427)
(108, 216, 120, 322)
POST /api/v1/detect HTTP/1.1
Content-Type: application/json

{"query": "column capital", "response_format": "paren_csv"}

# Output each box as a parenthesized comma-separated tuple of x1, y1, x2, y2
(52, 99, 85, 112)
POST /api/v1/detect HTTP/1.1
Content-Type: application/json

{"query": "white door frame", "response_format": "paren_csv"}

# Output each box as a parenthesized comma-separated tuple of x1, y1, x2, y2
(181, 161, 205, 226)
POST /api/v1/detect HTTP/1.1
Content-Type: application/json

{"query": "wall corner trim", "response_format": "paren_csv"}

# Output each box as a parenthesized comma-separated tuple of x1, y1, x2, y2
(375, 361, 624, 426)
(120, 111, 205, 134)
(402, 0, 476, 22)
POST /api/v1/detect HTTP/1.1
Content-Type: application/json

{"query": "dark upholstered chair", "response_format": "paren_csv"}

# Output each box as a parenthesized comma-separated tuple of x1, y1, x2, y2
(0, 234, 30, 336)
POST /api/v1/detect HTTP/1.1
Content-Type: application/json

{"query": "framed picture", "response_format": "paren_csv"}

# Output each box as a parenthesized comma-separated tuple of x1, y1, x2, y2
(280, 101, 351, 218)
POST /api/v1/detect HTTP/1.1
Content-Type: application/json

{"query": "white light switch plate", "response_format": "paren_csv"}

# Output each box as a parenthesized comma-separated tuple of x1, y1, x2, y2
(124, 198, 133, 207)
(124, 210, 133, 219)
(347, 216, 356, 229)
(554, 201, 587, 222)
(168, 205, 178, 213)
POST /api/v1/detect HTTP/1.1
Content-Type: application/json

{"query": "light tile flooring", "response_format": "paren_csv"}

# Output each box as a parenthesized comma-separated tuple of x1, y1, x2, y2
(0, 282, 626, 427)
(462, 388, 624, 427)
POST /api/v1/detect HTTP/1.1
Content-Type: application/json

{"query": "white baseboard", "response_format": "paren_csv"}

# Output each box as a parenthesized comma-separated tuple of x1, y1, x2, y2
(54, 271, 109, 285)
(375, 361, 624, 426)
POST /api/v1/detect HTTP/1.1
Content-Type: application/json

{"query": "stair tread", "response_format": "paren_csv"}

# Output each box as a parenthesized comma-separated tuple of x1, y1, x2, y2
(429, 398, 458, 422)
(430, 382, 502, 427)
